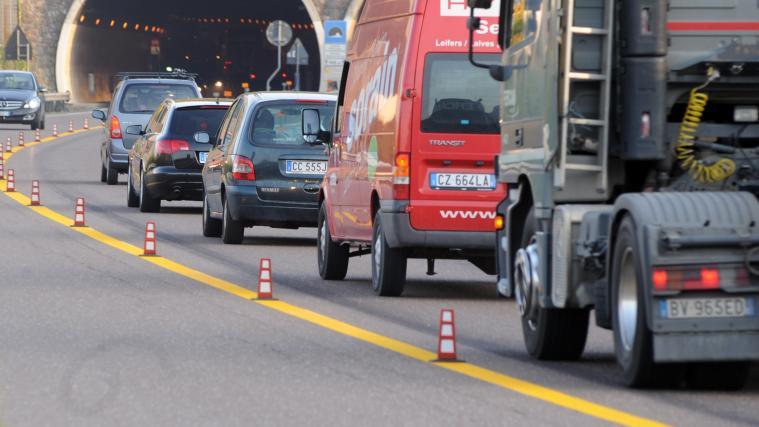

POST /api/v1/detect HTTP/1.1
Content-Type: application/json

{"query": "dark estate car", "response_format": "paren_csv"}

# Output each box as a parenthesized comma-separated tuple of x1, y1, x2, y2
(93, 72, 202, 185)
(0, 71, 46, 130)
(202, 92, 336, 244)
(126, 98, 232, 212)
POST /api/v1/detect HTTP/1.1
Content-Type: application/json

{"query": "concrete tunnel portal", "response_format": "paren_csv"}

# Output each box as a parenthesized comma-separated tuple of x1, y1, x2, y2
(58, 0, 323, 102)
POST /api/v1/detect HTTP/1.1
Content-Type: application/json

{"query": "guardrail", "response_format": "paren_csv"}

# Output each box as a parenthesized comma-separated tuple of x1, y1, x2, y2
(45, 91, 71, 112)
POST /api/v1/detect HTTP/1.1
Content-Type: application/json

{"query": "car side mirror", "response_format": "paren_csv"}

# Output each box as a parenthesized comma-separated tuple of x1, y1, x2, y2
(302, 108, 323, 145)
(92, 109, 107, 122)
(38, 86, 48, 93)
(125, 125, 144, 136)
(194, 131, 211, 144)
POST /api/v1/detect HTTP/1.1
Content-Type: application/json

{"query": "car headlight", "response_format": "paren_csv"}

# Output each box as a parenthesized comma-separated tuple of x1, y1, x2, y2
(25, 97, 41, 110)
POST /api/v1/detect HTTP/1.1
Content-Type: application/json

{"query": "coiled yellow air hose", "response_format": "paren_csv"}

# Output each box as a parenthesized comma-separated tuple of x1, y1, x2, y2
(675, 68, 736, 184)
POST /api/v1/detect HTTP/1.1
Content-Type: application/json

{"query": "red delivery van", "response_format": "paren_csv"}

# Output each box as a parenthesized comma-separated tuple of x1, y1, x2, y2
(313, 0, 506, 296)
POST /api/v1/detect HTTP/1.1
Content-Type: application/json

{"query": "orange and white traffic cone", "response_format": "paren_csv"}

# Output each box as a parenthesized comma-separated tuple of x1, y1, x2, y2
(257, 258, 274, 299)
(73, 197, 86, 227)
(83, 118, 89, 130)
(68, 120, 74, 133)
(436, 309, 459, 362)
(18, 131, 24, 147)
(53, 124, 58, 137)
(30, 180, 40, 206)
(35, 129, 40, 142)
(6, 169, 15, 192)
(5, 137, 11, 152)
(143, 221, 157, 256)
(0, 155, 4, 178)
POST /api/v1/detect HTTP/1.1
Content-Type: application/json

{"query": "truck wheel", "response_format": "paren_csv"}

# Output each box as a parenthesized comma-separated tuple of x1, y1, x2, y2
(371, 214, 407, 296)
(685, 362, 750, 390)
(202, 193, 222, 237)
(612, 216, 683, 387)
(516, 210, 589, 360)
(317, 204, 349, 280)
(126, 165, 139, 208)
(221, 198, 244, 244)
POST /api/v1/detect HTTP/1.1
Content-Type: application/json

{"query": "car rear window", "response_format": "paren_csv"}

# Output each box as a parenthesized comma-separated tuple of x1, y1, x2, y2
(421, 53, 501, 134)
(119, 84, 197, 114)
(169, 106, 229, 138)
(249, 102, 335, 146)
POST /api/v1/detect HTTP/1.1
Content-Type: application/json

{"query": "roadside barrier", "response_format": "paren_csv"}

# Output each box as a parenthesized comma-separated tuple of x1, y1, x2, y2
(5, 169, 14, 192)
(5, 137, 11, 152)
(53, 124, 58, 137)
(30, 180, 40, 206)
(436, 309, 459, 361)
(18, 131, 24, 147)
(257, 258, 274, 299)
(143, 221, 157, 256)
(35, 129, 40, 142)
(73, 197, 86, 227)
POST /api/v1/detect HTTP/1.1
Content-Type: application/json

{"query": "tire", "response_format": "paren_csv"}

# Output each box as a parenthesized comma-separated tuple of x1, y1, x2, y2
(685, 362, 750, 390)
(317, 204, 349, 280)
(371, 214, 407, 296)
(138, 168, 161, 213)
(202, 193, 222, 237)
(221, 197, 244, 244)
(517, 210, 590, 360)
(31, 115, 44, 130)
(612, 216, 683, 388)
(106, 158, 118, 185)
(100, 163, 107, 183)
(126, 165, 139, 208)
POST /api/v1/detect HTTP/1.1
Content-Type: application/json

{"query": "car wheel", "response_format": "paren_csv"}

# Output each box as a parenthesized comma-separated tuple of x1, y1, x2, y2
(221, 197, 244, 244)
(202, 193, 222, 237)
(100, 163, 107, 183)
(126, 165, 139, 208)
(138, 167, 161, 213)
(371, 214, 407, 296)
(106, 158, 118, 185)
(317, 204, 349, 280)
(516, 210, 590, 361)
(612, 216, 683, 388)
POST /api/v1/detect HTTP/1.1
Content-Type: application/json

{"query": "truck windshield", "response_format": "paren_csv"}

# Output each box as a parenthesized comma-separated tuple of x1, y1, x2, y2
(120, 84, 198, 114)
(421, 53, 500, 135)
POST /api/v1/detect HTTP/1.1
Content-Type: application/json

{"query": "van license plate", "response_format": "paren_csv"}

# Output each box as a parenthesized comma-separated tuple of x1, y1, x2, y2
(430, 173, 496, 190)
(198, 152, 208, 164)
(661, 297, 755, 319)
(286, 160, 327, 175)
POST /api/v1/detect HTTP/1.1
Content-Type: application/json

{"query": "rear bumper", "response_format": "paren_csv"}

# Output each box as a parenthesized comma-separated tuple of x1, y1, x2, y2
(378, 201, 494, 252)
(654, 332, 759, 362)
(144, 166, 203, 201)
(226, 185, 318, 227)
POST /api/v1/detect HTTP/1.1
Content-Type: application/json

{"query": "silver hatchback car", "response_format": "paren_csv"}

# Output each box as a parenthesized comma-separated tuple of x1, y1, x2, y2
(92, 72, 201, 185)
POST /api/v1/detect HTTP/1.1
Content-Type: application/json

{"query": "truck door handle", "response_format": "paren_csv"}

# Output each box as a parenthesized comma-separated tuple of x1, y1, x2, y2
(514, 128, 524, 146)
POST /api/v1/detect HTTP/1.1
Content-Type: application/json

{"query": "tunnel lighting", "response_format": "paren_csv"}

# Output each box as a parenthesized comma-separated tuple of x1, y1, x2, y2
(185, 55, 190, 60)
(215, 55, 221, 60)
(240, 18, 245, 23)
(79, 15, 85, 23)
(151, 26, 156, 32)
(95, 18, 101, 26)
(166, 67, 173, 72)
(144, 25, 149, 31)
(110, 19, 115, 27)
(122, 22, 128, 29)
(214, 81, 223, 88)
(134, 24, 140, 30)
(225, 18, 230, 23)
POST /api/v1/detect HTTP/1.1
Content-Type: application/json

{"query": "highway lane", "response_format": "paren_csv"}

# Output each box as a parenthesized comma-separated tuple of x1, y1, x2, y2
(1, 112, 758, 426)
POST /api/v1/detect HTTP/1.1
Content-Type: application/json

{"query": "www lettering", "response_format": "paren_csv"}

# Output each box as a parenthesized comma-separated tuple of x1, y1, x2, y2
(439, 210, 496, 219)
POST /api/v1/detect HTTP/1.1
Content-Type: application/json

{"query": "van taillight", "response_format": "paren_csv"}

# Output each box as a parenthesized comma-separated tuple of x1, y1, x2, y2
(155, 139, 190, 155)
(392, 153, 410, 199)
(110, 116, 123, 139)
(231, 155, 255, 181)
(651, 264, 750, 293)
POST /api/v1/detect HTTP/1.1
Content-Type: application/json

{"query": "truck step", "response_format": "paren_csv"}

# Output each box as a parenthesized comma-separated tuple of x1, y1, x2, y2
(570, 26, 609, 35)
(568, 72, 607, 81)
(565, 164, 604, 172)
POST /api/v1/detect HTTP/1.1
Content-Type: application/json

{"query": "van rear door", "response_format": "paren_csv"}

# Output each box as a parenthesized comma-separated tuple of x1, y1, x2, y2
(409, 53, 505, 232)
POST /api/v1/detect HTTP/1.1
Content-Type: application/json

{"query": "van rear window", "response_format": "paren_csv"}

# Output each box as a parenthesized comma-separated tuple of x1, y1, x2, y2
(421, 54, 500, 135)
(119, 84, 198, 114)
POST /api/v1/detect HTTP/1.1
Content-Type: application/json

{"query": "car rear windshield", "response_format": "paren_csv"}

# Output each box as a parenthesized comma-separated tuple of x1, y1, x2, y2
(421, 53, 501, 134)
(119, 84, 197, 114)
(249, 102, 335, 146)
(0, 73, 35, 90)
(169, 106, 229, 138)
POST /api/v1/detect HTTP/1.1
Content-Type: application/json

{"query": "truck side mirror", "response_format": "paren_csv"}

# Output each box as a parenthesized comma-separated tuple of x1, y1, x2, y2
(302, 108, 325, 145)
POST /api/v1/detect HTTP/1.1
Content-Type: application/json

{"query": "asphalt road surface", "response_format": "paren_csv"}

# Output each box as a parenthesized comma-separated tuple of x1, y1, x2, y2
(0, 112, 757, 426)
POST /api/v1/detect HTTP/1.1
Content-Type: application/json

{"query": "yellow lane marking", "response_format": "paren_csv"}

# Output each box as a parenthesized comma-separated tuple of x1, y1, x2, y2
(1, 129, 668, 427)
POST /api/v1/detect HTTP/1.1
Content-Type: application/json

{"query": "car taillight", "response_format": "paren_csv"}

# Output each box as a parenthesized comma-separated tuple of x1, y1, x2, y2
(110, 115, 122, 139)
(651, 264, 750, 293)
(231, 155, 255, 181)
(155, 139, 190, 155)
(392, 153, 410, 199)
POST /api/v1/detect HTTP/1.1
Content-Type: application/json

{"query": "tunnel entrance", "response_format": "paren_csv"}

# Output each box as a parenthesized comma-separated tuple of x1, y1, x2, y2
(60, 0, 322, 102)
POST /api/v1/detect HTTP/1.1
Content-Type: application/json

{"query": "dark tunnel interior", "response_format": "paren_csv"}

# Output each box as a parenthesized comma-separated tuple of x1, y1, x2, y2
(71, 0, 320, 102)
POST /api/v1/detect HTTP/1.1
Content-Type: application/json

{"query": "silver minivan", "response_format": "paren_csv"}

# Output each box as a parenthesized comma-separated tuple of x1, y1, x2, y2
(92, 72, 201, 185)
